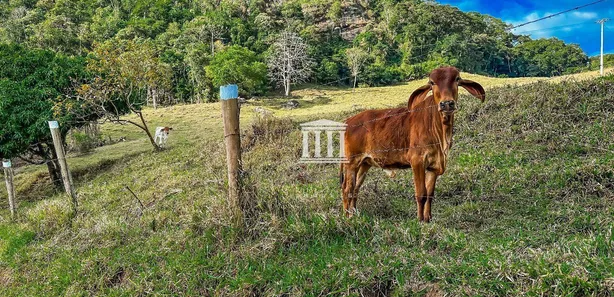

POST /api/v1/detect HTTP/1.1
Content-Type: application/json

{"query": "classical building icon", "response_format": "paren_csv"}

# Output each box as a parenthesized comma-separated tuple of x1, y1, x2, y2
(299, 119, 348, 163)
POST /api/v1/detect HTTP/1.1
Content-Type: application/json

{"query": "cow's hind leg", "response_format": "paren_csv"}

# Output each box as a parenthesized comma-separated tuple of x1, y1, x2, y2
(342, 163, 358, 217)
(351, 163, 371, 215)
(423, 170, 438, 223)
(410, 159, 427, 222)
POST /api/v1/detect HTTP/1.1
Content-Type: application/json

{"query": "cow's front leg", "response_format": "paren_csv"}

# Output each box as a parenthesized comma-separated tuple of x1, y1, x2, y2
(424, 170, 438, 223)
(411, 161, 427, 222)
(342, 164, 358, 217)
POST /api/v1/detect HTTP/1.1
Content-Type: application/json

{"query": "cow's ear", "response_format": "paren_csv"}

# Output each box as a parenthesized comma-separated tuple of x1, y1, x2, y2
(408, 84, 432, 109)
(168, 127, 173, 130)
(459, 79, 485, 102)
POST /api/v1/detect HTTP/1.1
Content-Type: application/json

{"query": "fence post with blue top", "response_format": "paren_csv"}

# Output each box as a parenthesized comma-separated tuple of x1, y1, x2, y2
(220, 85, 244, 226)
(3, 159, 16, 219)
(48, 121, 78, 216)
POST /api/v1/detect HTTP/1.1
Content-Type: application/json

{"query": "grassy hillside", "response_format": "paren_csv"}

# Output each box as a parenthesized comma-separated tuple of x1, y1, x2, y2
(1, 69, 614, 296)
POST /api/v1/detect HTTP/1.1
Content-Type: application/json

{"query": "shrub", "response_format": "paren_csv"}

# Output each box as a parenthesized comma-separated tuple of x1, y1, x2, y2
(362, 63, 403, 86)
(69, 132, 97, 154)
(205, 45, 268, 97)
(242, 114, 296, 152)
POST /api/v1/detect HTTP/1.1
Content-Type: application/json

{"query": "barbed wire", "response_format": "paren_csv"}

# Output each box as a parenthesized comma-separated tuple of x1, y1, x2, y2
(347, 142, 442, 159)
(337, 85, 449, 163)
(346, 104, 438, 128)
(332, 69, 614, 165)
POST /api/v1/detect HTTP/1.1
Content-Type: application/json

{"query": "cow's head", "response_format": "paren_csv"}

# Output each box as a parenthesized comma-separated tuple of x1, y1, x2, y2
(409, 66, 485, 116)
(162, 127, 173, 134)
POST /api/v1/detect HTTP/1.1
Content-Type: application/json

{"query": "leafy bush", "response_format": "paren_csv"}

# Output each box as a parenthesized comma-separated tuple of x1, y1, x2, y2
(314, 58, 342, 84)
(69, 131, 99, 154)
(206, 45, 268, 97)
(513, 38, 588, 76)
(399, 63, 428, 80)
(242, 114, 296, 151)
(361, 63, 403, 86)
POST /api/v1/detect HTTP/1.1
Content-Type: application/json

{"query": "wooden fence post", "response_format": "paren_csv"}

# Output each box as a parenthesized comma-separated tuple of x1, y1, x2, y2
(48, 121, 78, 215)
(220, 85, 243, 227)
(3, 160, 16, 219)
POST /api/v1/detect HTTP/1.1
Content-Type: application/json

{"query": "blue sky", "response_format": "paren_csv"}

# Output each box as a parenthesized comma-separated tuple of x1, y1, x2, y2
(437, 0, 614, 56)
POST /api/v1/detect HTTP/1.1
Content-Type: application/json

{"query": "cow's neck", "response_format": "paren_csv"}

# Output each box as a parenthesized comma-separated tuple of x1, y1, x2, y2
(409, 97, 454, 156)
(438, 114, 454, 156)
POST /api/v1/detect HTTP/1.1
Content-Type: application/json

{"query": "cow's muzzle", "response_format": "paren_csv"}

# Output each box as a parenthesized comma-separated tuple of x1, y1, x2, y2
(439, 100, 456, 113)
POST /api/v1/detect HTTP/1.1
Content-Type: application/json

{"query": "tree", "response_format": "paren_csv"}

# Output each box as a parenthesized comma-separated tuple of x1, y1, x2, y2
(0, 0, 597, 102)
(119, 42, 173, 109)
(346, 47, 368, 89)
(0, 44, 90, 188)
(205, 23, 225, 56)
(0, 6, 29, 44)
(513, 38, 588, 77)
(205, 45, 268, 97)
(185, 44, 213, 103)
(186, 10, 227, 57)
(267, 31, 312, 96)
(75, 40, 172, 151)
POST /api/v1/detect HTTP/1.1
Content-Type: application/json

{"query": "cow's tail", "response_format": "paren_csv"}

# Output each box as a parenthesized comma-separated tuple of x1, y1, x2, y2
(339, 163, 344, 188)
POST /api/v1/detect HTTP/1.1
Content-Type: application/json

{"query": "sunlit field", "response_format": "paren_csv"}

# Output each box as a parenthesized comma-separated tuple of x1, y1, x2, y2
(1, 68, 614, 296)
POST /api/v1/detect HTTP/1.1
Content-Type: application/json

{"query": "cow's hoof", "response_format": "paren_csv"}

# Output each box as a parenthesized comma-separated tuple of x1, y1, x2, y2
(345, 208, 359, 218)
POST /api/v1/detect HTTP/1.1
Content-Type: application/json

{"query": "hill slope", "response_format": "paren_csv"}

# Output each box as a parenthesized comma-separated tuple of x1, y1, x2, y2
(0, 0, 594, 102)
(1, 70, 614, 295)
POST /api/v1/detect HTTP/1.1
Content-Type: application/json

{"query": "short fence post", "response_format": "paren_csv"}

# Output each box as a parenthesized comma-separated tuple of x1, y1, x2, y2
(3, 160, 16, 219)
(48, 121, 78, 215)
(220, 85, 243, 227)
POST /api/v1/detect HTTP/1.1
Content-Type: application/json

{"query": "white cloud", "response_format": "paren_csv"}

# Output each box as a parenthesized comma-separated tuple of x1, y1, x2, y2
(507, 10, 600, 38)
(571, 11, 598, 19)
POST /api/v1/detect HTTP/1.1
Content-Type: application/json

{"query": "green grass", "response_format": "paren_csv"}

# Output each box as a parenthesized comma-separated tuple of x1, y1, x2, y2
(1, 69, 614, 296)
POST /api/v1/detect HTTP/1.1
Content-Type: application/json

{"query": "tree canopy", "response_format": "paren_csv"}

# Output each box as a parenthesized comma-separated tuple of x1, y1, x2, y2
(0, 43, 87, 159)
(0, 43, 89, 187)
(206, 45, 268, 97)
(0, 0, 590, 98)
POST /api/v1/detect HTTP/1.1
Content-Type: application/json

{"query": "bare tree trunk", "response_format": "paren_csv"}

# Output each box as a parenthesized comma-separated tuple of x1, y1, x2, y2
(286, 55, 291, 96)
(285, 79, 290, 96)
(152, 88, 158, 110)
(211, 31, 215, 56)
(46, 158, 63, 189)
(146, 87, 150, 107)
(136, 111, 160, 151)
(83, 121, 99, 139)
(39, 143, 62, 189)
(353, 75, 357, 89)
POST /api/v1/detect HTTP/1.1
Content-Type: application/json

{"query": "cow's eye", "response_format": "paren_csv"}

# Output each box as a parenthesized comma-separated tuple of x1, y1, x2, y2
(456, 77, 461, 82)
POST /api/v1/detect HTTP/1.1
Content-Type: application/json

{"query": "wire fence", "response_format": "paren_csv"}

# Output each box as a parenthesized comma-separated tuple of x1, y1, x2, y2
(319, 69, 614, 165)
(7, 63, 614, 171)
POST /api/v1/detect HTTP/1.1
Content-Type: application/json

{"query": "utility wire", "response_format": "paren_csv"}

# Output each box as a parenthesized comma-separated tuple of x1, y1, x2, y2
(510, 0, 608, 30)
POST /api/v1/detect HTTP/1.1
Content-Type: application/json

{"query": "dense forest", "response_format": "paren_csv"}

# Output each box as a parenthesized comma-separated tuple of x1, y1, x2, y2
(0, 0, 590, 102)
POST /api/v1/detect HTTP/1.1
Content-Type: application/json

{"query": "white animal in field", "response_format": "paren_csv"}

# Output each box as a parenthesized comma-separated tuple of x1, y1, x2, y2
(154, 126, 173, 147)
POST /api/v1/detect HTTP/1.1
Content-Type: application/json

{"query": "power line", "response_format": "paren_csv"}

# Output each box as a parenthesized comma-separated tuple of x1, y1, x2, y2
(510, 0, 608, 30)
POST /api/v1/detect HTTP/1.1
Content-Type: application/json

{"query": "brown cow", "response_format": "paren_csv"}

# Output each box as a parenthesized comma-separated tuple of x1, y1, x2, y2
(340, 66, 485, 222)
